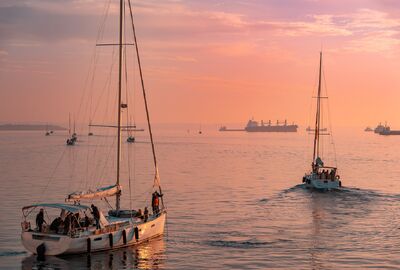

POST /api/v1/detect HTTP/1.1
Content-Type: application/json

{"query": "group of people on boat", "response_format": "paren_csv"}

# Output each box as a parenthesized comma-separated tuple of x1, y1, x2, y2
(35, 205, 101, 235)
(133, 191, 162, 221)
(34, 191, 163, 234)
(313, 168, 337, 181)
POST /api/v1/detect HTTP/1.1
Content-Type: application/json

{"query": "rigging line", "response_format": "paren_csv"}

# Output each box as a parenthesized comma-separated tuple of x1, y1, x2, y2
(75, 0, 111, 120)
(123, 0, 134, 214)
(37, 147, 67, 204)
(90, 47, 118, 185)
(127, 1, 162, 194)
(322, 63, 338, 167)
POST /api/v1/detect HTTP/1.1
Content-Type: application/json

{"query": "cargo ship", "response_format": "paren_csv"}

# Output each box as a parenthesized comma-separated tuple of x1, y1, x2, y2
(378, 125, 400, 135)
(245, 119, 298, 132)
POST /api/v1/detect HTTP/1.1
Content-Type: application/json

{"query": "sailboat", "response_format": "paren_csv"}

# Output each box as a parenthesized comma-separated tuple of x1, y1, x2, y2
(302, 52, 342, 190)
(88, 119, 94, 136)
(126, 117, 135, 143)
(45, 123, 50, 136)
(21, 0, 166, 256)
(66, 114, 76, 146)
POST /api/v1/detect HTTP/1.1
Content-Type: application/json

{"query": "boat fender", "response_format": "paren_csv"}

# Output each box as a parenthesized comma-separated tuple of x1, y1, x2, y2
(36, 243, 46, 261)
(336, 175, 340, 180)
(339, 181, 342, 187)
(134, 227, 139, 241)
(109, 233, 113, 247)
(122, 230, 127, 244)
(87, 238, 91, 253)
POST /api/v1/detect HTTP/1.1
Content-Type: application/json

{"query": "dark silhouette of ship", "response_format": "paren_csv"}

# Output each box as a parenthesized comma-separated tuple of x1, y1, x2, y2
(219, 119, 298, 132)
(245, 119, 298, 132)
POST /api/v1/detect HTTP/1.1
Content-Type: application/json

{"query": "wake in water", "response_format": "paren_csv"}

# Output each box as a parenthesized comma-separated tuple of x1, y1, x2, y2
(0, 250, 27, 257)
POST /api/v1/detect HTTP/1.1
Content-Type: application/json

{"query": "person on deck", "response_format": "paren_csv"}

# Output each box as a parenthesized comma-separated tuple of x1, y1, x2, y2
(330, 169, 336, 180)
(63, 213, 73, 235)
(36, 209, 46, 232)
(136, 209, 143, 219)
(144, 207, 149, 222)
(152, 191, 163, 215)
(91, 204, 100, 229)
(50, 217, 62, 232)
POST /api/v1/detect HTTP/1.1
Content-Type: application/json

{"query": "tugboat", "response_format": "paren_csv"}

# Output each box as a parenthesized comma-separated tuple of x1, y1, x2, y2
(364, 127, 373, 132)
(302, 52, 342, 191)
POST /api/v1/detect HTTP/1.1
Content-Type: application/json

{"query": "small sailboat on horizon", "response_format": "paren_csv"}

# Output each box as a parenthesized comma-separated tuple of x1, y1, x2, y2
(66, 114, 77, 145)
(302, 52, 342, 191)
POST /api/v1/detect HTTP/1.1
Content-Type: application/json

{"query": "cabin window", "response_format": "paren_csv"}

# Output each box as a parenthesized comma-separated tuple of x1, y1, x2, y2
(94, 237, 102, 241)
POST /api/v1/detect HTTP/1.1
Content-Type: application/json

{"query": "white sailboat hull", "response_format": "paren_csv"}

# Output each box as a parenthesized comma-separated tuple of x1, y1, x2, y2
(21, 212, 166, 256)
(303, 174, 341, 191)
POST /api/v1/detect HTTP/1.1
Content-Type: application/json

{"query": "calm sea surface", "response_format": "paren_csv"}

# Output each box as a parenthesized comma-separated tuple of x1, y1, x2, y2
(0, 126, 399, 269)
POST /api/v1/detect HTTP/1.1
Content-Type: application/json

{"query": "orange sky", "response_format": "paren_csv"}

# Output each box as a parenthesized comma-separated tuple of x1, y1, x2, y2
(1, 0, 400, 127)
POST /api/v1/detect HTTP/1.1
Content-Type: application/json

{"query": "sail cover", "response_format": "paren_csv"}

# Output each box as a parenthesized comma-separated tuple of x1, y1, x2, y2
(66, 184, 121, 201)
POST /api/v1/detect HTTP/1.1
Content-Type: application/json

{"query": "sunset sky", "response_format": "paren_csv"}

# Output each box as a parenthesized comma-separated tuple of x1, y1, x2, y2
(1, 0, 400, 127)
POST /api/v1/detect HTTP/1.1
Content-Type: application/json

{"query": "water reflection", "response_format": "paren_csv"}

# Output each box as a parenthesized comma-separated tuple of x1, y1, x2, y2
(21, 236, 166, 270)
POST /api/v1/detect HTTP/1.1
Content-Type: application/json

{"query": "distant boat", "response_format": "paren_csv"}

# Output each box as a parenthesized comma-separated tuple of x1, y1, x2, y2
(245, 119, 298, 132)
(88, 120, 94, 136)
(66, 114, 76, 146)
(306, 126, 327, 132)
(364, 127, 373, 132)
(127, 136, 135, 143)
(198, 124, 202, 134)
(302, 52, 342, 191)
(374, 123, 386, 134)
(45, 123, 50, 136)
(378, 124, 400, 135)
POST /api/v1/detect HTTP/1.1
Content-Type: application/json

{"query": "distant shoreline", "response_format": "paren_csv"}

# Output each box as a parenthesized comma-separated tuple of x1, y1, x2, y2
(0, 124, 67, 131)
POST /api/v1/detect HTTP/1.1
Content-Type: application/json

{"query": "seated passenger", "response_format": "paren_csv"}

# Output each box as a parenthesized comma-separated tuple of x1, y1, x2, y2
(330, 169, 336, 180)
(135, 209, 143, 219)
(50, 217, 62, 232)
(144, 207, 149, 222)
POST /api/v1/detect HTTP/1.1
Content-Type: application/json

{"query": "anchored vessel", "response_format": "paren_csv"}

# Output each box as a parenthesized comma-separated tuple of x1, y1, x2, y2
(245, 119, 297, 132)
(302, 52, 342, 191)
(374, 123, 385, 134)
(66, 114, 77, 146)
(219, 120, 298, 132)
(378, 124, 400, 135)
(21, 0, 166, 256)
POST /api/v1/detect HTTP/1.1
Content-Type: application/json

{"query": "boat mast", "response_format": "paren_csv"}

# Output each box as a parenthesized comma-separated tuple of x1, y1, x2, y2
(116, 0, 124, 211)
(312, 51, 323, 168)
(127, 0, 164, 203)
(68, 113, 71, 136)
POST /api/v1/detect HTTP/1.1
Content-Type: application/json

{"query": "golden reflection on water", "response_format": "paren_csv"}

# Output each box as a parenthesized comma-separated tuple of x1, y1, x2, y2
(21, 236, 166, 270)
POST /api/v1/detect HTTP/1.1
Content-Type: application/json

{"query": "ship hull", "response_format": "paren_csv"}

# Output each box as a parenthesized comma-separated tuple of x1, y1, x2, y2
(245, 125, 298, 132)
(21, 212, 166, 256)
(303, 174, 341, 191)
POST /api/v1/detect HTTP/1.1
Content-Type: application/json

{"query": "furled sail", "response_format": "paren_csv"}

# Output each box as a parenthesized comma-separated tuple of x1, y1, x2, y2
(66, 184, 121, 201)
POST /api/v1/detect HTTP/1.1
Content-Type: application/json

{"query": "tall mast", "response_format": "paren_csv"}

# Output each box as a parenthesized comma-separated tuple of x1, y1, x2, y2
(116, 0, 123, 211)
(127, 0, 164, 202)
(68, 113, 71, 136)
(312, 51, 323, 166)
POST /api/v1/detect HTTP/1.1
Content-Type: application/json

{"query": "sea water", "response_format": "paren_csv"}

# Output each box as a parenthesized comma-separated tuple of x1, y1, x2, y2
(0, 126, 399, 269)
